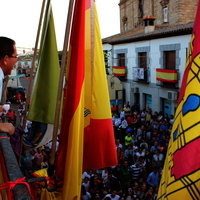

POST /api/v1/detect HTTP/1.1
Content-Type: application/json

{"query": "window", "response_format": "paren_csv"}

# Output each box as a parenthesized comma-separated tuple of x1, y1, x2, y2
(164, 51, 175, 70)
(163, 7, 168, 23)
(163, 50, 176, 87)
(118, 53, 125, 66)
(135, 46, 150, 83)
(138, 52, 148, 82)
(123, 23, 127, 32)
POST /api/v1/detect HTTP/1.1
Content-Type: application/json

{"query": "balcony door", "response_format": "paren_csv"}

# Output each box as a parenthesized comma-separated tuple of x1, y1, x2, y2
(163, 50, 176, 87)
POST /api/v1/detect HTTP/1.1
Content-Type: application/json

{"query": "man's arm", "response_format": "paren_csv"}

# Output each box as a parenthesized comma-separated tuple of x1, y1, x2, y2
(0, 105, 15, 136)
(0, 123, 15, 136)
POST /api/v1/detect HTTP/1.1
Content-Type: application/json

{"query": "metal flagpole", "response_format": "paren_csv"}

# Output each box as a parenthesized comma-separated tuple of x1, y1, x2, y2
(19, 0, 47, 164)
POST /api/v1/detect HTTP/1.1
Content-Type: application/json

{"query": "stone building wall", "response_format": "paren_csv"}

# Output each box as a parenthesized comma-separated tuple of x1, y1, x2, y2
(119, 0, 198, 32)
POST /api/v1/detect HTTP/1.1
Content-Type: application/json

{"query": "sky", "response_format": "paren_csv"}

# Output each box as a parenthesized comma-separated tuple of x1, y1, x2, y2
(1, 0, 120, 51)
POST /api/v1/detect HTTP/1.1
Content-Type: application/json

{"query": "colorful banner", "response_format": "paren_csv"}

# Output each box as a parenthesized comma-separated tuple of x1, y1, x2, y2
(56, 0, 117, 199)
(156, 68, 178, 83)
(133, 67, 144, 79)
(157, 1, 200, 199)
(113, 66, 126, 76)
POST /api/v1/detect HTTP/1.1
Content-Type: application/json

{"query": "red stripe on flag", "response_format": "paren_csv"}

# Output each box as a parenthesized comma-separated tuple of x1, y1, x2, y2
(83, 118, 116, 170)
(156, 78, 178, 83)
(56, 0, 85, 180)
(156, 69, 177, 73)
(113, 67, 126, 69)
(171, 138, 200, 179)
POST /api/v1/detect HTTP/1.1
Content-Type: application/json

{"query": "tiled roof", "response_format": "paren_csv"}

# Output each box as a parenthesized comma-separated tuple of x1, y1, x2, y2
(102, 22, 194, 45)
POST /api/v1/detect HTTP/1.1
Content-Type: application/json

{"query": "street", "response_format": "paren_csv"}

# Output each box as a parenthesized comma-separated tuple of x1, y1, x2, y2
(9, 77, 30, 128)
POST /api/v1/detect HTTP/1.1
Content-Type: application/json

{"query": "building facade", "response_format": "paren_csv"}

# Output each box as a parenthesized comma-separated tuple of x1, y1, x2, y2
(119, 0, 198, 32)
(103, 0, 198, 116)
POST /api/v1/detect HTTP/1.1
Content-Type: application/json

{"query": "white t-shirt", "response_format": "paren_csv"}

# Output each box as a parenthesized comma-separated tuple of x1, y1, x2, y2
(82, 192, 91, 200)
(104, 194, 120, 200)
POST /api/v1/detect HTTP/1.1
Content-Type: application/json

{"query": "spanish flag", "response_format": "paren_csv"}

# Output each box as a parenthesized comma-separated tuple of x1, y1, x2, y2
(156, 69, 178, 83)
(157, 1, 200, 199)
(56, 0, 117, 199)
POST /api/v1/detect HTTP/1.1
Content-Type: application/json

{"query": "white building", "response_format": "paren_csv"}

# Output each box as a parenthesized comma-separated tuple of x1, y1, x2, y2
(103, 22, 193, 116)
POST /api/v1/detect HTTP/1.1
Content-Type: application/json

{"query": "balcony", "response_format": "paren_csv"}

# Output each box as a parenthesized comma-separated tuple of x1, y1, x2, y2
(156, 68, 179, 89)
(156, 69, 178, 83)
(112, 66, 127, 80)
(132, 67, 150, 83)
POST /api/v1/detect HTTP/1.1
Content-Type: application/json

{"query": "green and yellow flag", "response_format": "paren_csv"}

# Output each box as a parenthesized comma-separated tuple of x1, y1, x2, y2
(25, 0, 60, 147)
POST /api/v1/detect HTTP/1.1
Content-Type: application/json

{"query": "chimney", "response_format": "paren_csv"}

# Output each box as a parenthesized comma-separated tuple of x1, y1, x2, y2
(143, 15, 156, 33)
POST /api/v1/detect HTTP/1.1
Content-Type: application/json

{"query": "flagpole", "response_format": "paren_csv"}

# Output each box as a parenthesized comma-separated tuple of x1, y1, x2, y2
(19, 0, 47, 163)
(49, 0, 75, 165)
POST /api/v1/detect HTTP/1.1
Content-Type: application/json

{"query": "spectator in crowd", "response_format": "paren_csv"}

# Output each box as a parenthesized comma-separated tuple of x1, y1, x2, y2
(124, 187, 134, 200)
(116, 139, 123, 150)
(20, 149, 32, 176)
(119, 160, 131, 193)
(113, 115, 121, 139)
(104, 190, 120, 200)
(145, 110, 152, 125)
(7, 109, 16, 125)
(120, 108, 125, 119)
(131, 114, 139, 131)
(103, 172, 122, 195)
(137, 182, 147, 200)
(152, 149, 164, 170)
(124, 144, 135, 165)
(82, 177, 90, 192)
(130, 159, 143, 183)
(120, 117, 129, 143)
(150, 141, 161, 153)
(146, 167, 160, 189)
(135, 148, 145, 160)
(124, 104, 131, 118)
(102, 168, 109, 180)
(33, 148, 44, 169)
(125, 131, 133, 148)
(117, 147, 124, 163)
(15, 92, 22, 105)
(111, 104, 117, 116)
(81, 185, 92, 200)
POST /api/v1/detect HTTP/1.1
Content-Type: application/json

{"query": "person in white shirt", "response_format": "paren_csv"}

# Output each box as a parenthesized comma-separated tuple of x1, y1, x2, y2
(0, 37, 17, 136)
(119, 108, 125, 119)
(113, 115, 121, 139)
(104, 190, 120, 200)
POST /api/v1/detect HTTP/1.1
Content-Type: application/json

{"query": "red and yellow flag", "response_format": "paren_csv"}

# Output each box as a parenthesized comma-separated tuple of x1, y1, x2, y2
(113, 66, 126, 76)
(156, 69, 178, 83)
(157, 1, 200, 199)
(56, 0, 117, 199)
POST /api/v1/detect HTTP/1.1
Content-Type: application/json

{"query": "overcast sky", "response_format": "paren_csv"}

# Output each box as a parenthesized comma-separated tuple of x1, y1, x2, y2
(0, 0, 120, 50)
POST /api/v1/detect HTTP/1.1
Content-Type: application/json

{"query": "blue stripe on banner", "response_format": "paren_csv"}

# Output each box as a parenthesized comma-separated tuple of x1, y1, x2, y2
(9, 74, 26, 79)
(110, 99, 123, 105)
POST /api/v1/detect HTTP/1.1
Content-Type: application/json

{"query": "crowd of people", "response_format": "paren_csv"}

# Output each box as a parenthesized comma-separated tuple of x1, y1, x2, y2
(81, 102, 174, 200)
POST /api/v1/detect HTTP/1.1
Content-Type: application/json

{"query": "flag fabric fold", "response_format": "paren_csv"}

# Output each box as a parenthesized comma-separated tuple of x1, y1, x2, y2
(157, 1, 200, 199)
(56, 0, 117, 199)
(24, 0, 60, 148)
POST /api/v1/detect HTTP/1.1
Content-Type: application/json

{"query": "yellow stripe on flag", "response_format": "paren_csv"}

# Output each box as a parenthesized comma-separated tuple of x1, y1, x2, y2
(156, 69, 178, 82)
(113, 67, 126, 76)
